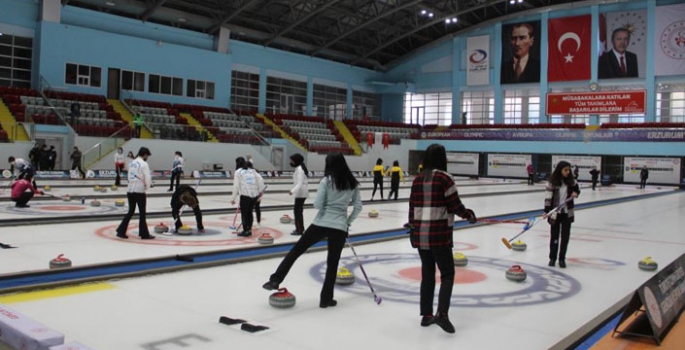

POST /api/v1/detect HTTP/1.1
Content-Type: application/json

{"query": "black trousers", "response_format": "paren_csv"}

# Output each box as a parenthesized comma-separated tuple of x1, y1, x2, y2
(388, 178, 400, 200)
(17, 169, 37, 188)
(269, 224, 347, 303)
(254, 200, 261, 223)
(549, 213, 572, 262)
(418, 247, 455, 316)
(528, 174, 535, 185)
(640, 178, 647, 189)
(239, 195, 257, 232)
(115, 164, 124, 186)
(116, 192, 150, 237)
(12, 192, 34, 207)
(72, 163, 86, 179)
(169, 171, 182, 190)
(293, 197, 306, 234)
(172, 203, 203, 230)
(591, 178, 598, 190)
(372, 177, 384, 199)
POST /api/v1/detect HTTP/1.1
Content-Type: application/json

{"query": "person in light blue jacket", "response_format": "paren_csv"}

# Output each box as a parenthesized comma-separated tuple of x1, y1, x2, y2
(263, 152, 363, 308)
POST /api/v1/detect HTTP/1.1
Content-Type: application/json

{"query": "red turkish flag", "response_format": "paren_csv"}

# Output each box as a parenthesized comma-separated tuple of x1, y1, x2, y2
(366, 132, 374, 148)
(547, 15, 591, 82)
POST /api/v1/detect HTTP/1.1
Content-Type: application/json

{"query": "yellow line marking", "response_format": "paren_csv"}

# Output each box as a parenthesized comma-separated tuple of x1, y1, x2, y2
(0, 283, 115, 304)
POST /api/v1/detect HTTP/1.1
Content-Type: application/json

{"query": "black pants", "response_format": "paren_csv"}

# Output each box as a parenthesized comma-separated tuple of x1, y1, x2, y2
(591, 178, 598, 190)
(549, 213, 572, 262)
(12, 192, 34, 207)
(640, 178, 647, 189)
(172, 203, 203, 231)
(115, 164, 124, 186)
(372, 177, 384, 199)
(388, 178, 400, 200)
(254, 200, 261, 224)
(528, 174, 535, 185)
(169, 171, 182, 190)
(135, 125, 141, 138)
(294, 197, 306, 234)
(418, 247, 455, 316)
(239, 195, 257, 232)
(269, 224, 347, 303)
(116, 192, 151, 237)
(72, 163, 86, 179)
(17, 169, 37, 188)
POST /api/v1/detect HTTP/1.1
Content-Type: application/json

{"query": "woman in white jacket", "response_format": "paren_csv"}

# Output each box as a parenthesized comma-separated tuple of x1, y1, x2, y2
(116, 147, 155, 240)
(289, 153, 309, 236)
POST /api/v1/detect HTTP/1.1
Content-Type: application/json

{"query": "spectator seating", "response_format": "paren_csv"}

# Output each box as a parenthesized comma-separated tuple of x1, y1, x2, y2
(344, 119, 419, 145)
(267, 113, 352, 154)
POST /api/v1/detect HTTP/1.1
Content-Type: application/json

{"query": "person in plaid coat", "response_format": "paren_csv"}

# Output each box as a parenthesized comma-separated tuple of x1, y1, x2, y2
(544, 160, 580, 268)
(408, 144, 477, 334)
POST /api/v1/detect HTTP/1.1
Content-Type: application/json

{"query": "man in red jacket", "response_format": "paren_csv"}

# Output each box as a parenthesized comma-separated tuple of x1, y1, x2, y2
(10, 174, 44, 208)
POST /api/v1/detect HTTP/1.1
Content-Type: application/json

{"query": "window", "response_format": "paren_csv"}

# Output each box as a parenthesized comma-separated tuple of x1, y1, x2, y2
(149, 74, 184, 96)
(187, 79, 215, 100)
(597, 84, 646, 124)
(352, 90, 380, 120)
(231, 70, 260, 112)
(267, 76, 307, 115)
(548, 87, 590, 124)
(461, 91, 494, 125)
(121, 70, 145, 92)
(503, 89, 540, 124)
(403, 92, 452, 126)
(656, 83, 685, 123)
(0, 34, 32, 88)
(313, 83, 347, 120)
(65, 63, 101, 88)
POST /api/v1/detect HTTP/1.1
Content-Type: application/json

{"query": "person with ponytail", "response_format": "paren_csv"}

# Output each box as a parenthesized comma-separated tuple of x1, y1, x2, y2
(545, 160, 580, 268)
(288, 153, 309, 235)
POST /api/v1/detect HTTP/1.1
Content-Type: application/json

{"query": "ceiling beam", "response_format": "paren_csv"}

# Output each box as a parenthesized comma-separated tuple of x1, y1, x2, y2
(263, 0, 341, 46)
(312, 0, 423, 56)
(141, 0, 169, 22)
(353, 0, 507, 65)
(208, 0, 266, 34)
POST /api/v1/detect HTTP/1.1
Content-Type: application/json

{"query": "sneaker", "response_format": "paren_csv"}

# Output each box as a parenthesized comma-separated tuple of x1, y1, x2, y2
(559, 260, 566, 268)
(434, 313, 455, 334)
(262, 280, 279, 291)
(237, 230, 252, 237)
(319, 300, 337, 308)
(548, 260, 555, 267)
(421, 315, 435, 327)
(140, 235, 156, 240)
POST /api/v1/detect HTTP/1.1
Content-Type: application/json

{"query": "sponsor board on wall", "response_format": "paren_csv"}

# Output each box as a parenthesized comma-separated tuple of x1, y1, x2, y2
(551, 155, 601, 181)
(487, 154, 530, 177)
(623, 157, 681, 185)
(418, 128, 685, 142)
(546, 91, 646, 115)
(446, 152, 479, 175)
(191, 171, 232, 179)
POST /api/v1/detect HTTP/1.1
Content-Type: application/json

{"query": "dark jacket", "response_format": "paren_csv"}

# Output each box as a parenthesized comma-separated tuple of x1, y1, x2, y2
(589, 169, 600, 181)
(640, 168, 649, 180)
(598, 51, 638, 79)
(501, 57, 541, 84)
(171, 185, 198, 209)
(544, 179, 581, 223)
(70, 150, 82, 165)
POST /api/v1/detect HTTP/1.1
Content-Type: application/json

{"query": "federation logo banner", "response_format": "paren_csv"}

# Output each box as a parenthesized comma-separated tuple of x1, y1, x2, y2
(655, 3, 685, 76)
(466, 35, 490, 86)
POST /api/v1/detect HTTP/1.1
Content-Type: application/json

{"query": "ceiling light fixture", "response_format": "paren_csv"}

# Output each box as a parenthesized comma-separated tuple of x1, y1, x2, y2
(452, 18, 458, 23)
(178, 17, 187, 22)
(105, 1, 115, 6)
(428, 12, 434, 18)
(421, 9, 427, 15)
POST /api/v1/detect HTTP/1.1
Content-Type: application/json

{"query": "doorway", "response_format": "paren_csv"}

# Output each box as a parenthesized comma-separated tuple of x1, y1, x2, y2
(107, 68, 120, 99)
(272, 147, 284, 170)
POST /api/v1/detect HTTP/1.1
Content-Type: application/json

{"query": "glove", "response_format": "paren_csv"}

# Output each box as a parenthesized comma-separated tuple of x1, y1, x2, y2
(464, 209, 477, 224)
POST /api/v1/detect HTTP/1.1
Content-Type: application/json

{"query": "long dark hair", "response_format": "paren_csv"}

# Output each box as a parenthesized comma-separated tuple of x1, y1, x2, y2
(235, 157, 246, 170)
(376, 158, 383, 166)
(324, 153, 358, 191)
(422, 144, 447, 172)
(549, 160, 574, 187)
(290, 153, 308, 177)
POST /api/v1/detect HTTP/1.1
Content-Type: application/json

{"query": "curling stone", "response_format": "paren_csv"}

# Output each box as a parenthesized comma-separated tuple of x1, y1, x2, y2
(638, 256, 658, 271)
(100, 187, 108, 193)
(511, 240, 528, 252)
(62, 195, 71, 202)
(280, 215, 293, 224)
(505, 265, 527, 282)
(111, 185, 118, 191)
(269, 288, 296, 308)
(43, 185, 51, 191)
(335, 267, 355, 285)
(453, 252, 468, 267)
(115, 199, 125, 207)
(93, 185, 100, 192)
(177, 226, 193, 235)
(257, 233, 275, 245)
(368, 209, 379, 218)
(153, 223, 169, 234)
(49, 254, 72, 269)
(90, 199, 101, 207)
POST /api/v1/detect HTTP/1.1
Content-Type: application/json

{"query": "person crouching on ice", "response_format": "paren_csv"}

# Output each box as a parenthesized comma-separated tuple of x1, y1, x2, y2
(171, 184, 205, 234)
(11, 173, 44, 208)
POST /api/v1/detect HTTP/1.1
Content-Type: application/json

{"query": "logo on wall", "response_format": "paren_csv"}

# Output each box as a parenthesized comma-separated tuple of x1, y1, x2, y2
(469, 49, 488, 64)
(660, 21, 685, 59)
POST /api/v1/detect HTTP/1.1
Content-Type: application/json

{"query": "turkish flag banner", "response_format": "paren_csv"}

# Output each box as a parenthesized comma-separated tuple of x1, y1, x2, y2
(548, 15, 591, 82)
(366, 132, 374, 148)
(382, 133, 390, 149)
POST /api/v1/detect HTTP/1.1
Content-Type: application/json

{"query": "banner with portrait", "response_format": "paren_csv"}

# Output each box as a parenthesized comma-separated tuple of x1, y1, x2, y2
(466, 35, 490, 86)
(598, 10, 647, 79)
(654, 3, 685, 76)
(501, 21, 541, 84)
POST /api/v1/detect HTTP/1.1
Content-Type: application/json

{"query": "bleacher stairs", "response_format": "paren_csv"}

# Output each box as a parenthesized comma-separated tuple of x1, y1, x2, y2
(180, 112, 217, 142)
(108, 99, 153, 139)
(333, 120, 361, 155)
(0, 100, 29, 142)
(256, 113, 306, 151)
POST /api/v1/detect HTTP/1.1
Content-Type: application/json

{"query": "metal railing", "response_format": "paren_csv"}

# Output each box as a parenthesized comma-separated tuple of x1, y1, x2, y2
(81, 124, 130, 168)
(0, 122, 34, 142)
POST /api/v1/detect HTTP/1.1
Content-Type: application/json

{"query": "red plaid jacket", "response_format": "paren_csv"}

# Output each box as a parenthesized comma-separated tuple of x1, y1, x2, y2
(409, 170, 468, 249)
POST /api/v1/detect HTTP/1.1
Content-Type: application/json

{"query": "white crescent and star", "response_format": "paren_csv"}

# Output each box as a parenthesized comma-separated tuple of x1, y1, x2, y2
(558, 32, 581, 63)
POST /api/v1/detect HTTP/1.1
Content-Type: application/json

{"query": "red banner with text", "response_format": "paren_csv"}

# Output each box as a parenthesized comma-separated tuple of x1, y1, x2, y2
(546, 91, 646, 115)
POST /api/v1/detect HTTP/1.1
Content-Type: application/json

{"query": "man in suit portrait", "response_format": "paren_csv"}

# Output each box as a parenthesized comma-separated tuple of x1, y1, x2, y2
(598, 27, 638, 79)
(501, 23, 541, 84)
